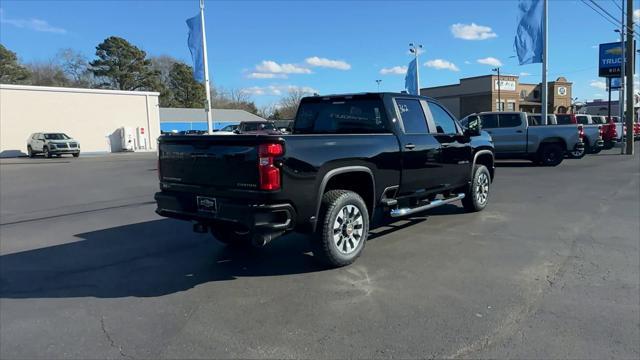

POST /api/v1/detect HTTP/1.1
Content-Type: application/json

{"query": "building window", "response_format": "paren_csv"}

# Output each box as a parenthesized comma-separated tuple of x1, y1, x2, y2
(507, 102, 516, 111)
(496, 100, 505, 111)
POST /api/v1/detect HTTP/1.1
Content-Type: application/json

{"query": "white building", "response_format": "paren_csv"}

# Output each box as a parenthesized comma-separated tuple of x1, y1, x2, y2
(0, 84, 160, 157)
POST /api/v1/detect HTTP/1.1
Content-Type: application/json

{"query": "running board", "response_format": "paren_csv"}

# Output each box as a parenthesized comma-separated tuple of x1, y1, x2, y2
(390, 193, 465, 218)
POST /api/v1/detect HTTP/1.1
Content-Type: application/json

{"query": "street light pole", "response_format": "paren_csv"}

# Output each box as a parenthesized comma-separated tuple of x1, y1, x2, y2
(493, 67, 501, 111)
(376, 79, 382, 92)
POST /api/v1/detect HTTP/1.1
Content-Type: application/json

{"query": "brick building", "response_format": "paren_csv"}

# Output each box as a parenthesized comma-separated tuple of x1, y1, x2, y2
(420, 75, 573, 119)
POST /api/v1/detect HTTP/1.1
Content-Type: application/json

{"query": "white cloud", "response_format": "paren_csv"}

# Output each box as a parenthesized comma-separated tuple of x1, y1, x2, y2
(590, 80, 607, 90)
(451, 23, 497, 40)
(464, 60, 471, 65)
(519, 72, 531, 76)
(241, 85, 318, 96)
(305, 56, 351, 70)
(380, 66, 407, 75)
(424, 59, 459, 72)
(477, 57, 503, 67)
(255, 60, 311, 74)
(0, 9, 66, 34)
(246, 72, 287, 79)
(634, 9, 640, 23)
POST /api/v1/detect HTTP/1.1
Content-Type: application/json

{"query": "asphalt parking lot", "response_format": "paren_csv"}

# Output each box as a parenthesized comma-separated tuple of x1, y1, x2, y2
(1, 150, 638, 359)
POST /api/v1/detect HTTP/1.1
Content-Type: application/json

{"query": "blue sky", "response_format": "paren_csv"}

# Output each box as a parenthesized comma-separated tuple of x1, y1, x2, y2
(1, 0, 637, 108)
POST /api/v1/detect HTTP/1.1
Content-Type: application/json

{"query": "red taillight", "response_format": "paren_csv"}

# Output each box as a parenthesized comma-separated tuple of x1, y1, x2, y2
(578, 125, 584, 140)
(571, 115, 577, 124)
(258, 143, 284, 190)
(259, 143, 284, 157)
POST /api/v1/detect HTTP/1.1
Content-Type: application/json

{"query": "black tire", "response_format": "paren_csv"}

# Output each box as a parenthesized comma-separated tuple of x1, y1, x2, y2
(537, 143, 564, 166)
(210, 224, 253, 247)
(72, 152, 80, 158)
(603, 141, 614, 150)
(27, 146, 34, 158)
(462, 165, 491, 212)
(314, 190, 369, 268)
(43, 146, 52, 158)
(568, 139, 587, 159)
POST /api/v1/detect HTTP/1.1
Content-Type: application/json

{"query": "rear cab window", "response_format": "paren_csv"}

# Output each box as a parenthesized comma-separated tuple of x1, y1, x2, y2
(556, 114, 573, 125)
(396, 98, 429, 133)
(294, 96, 390, 134)
(498, 114, 523, 128)
(576, 116, 590, 125)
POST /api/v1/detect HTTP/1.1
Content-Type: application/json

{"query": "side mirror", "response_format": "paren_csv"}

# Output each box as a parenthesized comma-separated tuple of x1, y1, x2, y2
(464, 117, 482, 137)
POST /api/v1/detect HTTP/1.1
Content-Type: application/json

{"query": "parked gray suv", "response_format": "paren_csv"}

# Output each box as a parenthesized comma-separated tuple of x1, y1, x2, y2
(27, 133, 80, 158)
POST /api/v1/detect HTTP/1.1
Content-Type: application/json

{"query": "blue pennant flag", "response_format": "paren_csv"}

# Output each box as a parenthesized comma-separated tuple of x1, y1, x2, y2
(404, 59, 418, 95)
(186, 14, 205, 82)
(514, 0, 543, 65)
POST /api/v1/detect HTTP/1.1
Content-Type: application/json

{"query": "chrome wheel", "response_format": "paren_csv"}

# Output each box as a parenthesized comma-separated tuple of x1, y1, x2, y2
(332, 205, 364, 255)
(475, 172, 489, 205)
(571, 147, 585, 157)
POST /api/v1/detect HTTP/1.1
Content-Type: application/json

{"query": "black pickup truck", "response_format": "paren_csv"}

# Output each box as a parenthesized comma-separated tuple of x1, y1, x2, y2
(155, 93, 495, 267)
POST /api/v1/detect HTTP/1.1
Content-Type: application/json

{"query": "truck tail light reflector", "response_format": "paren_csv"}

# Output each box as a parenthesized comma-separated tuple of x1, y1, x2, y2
(578, 125, 584, 140)
(258, 143, 284, 190)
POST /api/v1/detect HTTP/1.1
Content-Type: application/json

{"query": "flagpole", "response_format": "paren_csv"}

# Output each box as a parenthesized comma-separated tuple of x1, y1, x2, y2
(415, 46, 420, 94)
(200, 0, 214, 134)
(541, 0, 548, 125)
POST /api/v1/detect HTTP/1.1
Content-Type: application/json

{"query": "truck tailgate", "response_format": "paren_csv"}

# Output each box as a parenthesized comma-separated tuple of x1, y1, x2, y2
(159, 135, 275, 189)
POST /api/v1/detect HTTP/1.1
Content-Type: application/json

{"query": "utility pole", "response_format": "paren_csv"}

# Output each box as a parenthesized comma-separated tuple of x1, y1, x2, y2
(625, 0, 634, 154)
(376, 79, 382, 92)
(493, 67, 501, 111)
(618, 0, 626, 155)
(541, 0, 548, 125)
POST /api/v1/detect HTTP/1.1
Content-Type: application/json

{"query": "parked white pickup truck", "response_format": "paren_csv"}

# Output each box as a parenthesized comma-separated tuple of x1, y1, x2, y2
(460, 112, 584, 166)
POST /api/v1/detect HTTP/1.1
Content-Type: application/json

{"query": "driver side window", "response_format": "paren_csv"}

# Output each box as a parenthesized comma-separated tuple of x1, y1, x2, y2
(428, 103, 459, 134)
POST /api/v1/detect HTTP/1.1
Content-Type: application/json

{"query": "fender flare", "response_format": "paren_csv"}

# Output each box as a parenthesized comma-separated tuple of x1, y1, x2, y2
(472, 150, 495, 179)
(313, 166, 375, 230)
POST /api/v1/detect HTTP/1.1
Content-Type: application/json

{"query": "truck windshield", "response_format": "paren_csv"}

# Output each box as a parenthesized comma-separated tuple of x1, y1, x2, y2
(294, 98, 389, 134)
(44, 133, 70, 140)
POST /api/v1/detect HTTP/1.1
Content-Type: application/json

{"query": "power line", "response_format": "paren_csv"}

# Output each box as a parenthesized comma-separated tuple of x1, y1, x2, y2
(580, 0, 638, 41)
(587, 0, 635, 35)
(581, 0, 622, 29)
(610, 0, 623, 14)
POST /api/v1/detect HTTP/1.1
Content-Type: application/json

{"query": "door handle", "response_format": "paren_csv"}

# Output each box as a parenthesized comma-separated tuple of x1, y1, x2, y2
(404, 143, 416, 150)
(516, 130, 523, 133)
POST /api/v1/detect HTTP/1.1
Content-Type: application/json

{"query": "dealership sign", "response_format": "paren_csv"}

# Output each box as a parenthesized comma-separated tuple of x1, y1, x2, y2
(599, 42, 623, 77)
(494, 80, 516, 91)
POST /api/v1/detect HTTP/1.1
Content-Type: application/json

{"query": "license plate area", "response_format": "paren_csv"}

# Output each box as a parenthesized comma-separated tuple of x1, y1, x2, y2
(196, 196, 217, 213)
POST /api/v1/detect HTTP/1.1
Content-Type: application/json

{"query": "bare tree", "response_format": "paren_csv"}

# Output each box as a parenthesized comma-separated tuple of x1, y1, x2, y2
(26, 61, 71, 87)
(276, 89, 310, 119)
(150, 55, 180, 85)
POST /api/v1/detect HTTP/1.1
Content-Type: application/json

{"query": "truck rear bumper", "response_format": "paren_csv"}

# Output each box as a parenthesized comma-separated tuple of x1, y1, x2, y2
(155, 191, 296, 233)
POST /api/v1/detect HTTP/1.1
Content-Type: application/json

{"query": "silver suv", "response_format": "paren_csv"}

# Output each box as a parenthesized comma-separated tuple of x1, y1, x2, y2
(27, 133, 80, 158)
